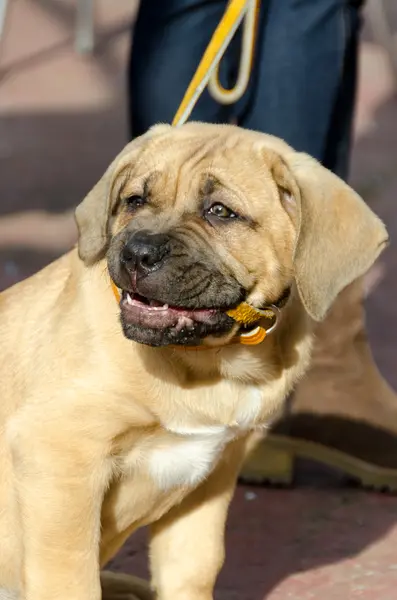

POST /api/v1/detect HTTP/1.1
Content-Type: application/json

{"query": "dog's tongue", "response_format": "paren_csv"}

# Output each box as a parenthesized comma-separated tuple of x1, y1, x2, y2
(122, 292, 217, 329)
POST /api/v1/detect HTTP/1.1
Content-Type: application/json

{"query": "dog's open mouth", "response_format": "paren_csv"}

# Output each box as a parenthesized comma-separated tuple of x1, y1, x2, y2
(121, 291, 221, 331)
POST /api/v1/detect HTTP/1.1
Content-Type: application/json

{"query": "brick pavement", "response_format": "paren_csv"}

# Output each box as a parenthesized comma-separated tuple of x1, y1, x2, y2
(1, 2, 397, 598)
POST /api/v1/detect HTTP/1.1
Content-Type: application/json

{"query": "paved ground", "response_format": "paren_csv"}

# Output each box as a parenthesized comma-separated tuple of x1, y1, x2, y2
(1, 1, 397, 598)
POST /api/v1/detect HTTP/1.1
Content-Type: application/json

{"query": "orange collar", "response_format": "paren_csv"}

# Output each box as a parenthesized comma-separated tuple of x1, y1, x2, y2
(110, 280, 281, 349)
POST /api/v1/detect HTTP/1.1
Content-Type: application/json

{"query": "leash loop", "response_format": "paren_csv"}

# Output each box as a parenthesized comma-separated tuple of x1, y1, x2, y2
(208, 0, 259, 105)
(172, 0, 258, 126)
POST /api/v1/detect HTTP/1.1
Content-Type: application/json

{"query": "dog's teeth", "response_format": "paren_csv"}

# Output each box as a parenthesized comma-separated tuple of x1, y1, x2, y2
(150, 302, 169, 311)
(126, 293, 134, 306)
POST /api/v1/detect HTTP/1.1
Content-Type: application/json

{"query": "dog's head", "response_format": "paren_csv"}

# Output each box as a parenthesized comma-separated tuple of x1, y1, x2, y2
(75, 123, 388, 347)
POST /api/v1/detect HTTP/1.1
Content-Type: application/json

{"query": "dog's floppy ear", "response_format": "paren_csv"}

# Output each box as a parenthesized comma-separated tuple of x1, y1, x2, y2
(75, 124, 172, 265)
(280, 152, 388, 321)
(75, 159, 116, 265)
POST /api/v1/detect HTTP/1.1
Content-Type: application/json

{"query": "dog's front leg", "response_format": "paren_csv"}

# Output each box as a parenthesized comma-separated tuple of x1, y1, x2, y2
(7, 411, 112, 600)
(149, 436, 248, 600)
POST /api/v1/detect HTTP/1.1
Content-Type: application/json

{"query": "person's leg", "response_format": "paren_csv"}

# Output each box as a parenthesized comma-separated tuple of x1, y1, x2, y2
(128, 0, 238, 138)
(239, 0, 362, 179)
(238, 0, 397, 491)
(322, 0, 363, 179)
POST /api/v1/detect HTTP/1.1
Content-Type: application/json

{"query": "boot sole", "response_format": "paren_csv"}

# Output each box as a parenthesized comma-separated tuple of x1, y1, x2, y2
(240, 434, 397, 493)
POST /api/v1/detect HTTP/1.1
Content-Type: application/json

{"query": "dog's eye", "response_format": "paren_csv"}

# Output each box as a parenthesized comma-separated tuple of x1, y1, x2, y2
(205, 202, 238, 220)
(125, 195, 146, 210)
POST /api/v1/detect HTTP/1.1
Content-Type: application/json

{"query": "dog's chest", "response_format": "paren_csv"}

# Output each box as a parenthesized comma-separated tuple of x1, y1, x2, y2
(119, 383, 263, 493)
(145, 425, 235, 491)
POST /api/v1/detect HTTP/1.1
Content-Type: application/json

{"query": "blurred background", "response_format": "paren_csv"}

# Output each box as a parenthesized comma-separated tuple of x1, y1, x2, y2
(1, 1, 397, 598)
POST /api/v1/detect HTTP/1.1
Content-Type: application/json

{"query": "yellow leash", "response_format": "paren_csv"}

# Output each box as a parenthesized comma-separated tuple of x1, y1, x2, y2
(112, 0, 283, 347)
(172, 0, 260, 126)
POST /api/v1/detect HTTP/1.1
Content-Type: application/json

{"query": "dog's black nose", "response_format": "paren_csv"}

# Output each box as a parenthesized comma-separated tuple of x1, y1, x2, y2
(122, 231, 171, 274)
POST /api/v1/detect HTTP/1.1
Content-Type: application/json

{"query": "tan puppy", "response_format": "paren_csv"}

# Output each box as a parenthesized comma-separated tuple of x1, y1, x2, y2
(0, 123, 387, 600)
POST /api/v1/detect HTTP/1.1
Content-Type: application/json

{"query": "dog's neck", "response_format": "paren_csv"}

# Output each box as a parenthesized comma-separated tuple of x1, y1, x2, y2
(163, 288, 311, 383)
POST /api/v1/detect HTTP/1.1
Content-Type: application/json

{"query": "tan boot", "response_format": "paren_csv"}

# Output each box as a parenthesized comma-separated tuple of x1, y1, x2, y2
(101, 571, 153, 600)
(241, 278, 397, 492)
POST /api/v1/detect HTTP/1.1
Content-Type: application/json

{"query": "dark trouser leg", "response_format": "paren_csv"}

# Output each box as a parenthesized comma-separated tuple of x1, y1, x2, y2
(239, 0, 364, 179)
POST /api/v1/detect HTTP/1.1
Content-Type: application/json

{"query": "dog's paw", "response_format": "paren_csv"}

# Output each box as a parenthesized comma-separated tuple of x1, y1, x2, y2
(101, 571, 153, 600)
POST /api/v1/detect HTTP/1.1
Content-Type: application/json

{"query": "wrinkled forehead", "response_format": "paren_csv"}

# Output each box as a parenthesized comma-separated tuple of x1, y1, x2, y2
(115, 127, 281, 214)
(138, 127, 263, 173)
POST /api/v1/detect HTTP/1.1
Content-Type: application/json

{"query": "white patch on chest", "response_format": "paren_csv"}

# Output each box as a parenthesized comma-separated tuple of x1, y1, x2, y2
(233, 385, 263, 428)
(148, 426, 233, 491)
